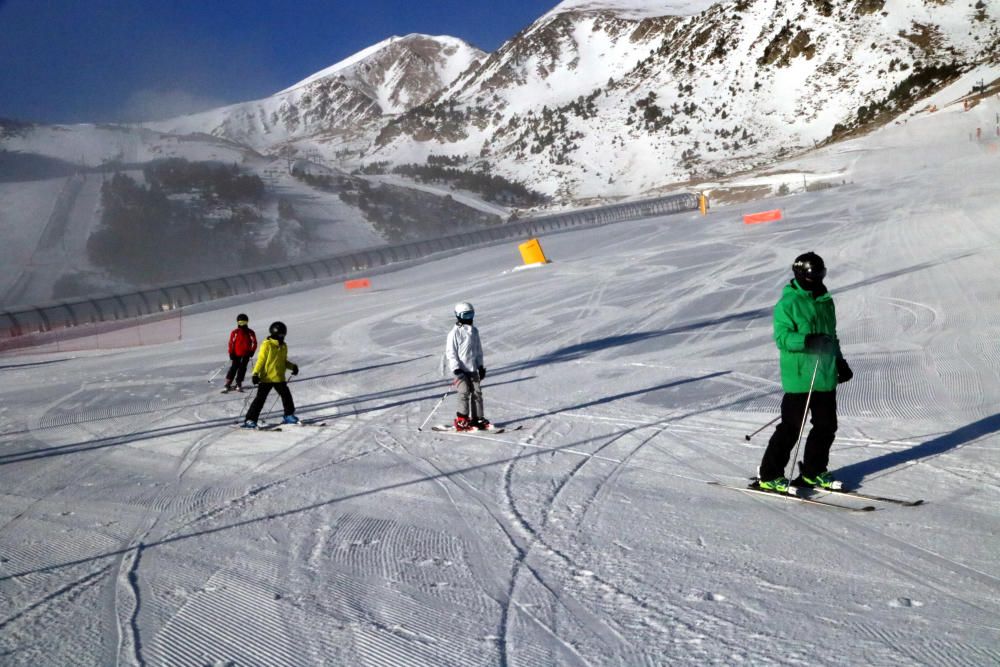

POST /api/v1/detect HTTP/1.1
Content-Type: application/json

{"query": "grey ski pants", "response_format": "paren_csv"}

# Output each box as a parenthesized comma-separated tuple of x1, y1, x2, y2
(455, 374, 483, 420)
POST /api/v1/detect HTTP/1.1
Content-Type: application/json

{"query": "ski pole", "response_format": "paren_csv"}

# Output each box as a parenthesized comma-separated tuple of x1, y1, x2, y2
(745, 415, 781, 441)
(418, 388, 452, 432)
(418, 376, 463, 431)
(261, 371, 291, 424)
(208, 362, 227, 384)
(787, 358, 821, 480)
(240, 386, 256, 420)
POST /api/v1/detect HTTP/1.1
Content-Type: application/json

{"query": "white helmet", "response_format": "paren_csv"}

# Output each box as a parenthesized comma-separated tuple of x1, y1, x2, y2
(454, 301, 475, 322)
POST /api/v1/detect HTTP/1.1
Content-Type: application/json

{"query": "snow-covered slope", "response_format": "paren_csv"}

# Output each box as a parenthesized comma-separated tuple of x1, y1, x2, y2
(1, 80, 999, 666)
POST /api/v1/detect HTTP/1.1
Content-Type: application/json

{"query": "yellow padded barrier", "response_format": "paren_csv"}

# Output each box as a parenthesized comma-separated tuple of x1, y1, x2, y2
(518, 238, 550, 265)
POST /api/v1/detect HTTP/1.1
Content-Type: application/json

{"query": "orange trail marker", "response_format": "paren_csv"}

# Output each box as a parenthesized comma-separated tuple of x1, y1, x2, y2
(743, 209, 783, 225)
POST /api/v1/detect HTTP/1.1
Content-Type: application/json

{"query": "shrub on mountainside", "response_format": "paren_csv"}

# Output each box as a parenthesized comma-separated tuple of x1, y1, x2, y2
(88, 172, 277, 284)
(143, 158, 264, 204)
(390, 163, 547, 207)
(357, 161, 390, 175)
(830, 61, 964, 139)
(293, 169, 504, 243)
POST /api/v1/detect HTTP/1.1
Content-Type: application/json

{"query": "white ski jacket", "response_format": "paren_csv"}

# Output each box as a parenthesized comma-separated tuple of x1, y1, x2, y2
(445, 323, 484, 375)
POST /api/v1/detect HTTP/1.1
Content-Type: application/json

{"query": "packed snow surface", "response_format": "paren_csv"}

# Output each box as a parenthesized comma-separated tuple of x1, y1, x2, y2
(2, 98, 1000, 665)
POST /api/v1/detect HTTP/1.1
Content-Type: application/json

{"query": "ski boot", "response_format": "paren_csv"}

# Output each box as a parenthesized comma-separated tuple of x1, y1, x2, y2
(241, 420, 258, 429)
(235, 384, 245, 393)
(755, 476, 791, 494)
(454, 414, 473, 431)
(221, 384, 233, 394)
(472, 418, 492, 431)
(795, 471, 843, 490)
(282, 415, 301, 425)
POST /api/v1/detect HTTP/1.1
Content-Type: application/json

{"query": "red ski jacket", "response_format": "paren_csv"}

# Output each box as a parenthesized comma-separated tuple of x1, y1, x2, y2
(228, 326, 258, 357)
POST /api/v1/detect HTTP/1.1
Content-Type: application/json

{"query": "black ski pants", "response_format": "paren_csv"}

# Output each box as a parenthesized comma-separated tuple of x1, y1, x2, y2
(245, 382, 295, 423)
(758, 390, 837, 481)
(226, 355, 252, 386)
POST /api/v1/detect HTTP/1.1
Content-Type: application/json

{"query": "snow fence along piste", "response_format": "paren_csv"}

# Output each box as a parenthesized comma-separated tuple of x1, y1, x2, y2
(0, 192, 698, 350)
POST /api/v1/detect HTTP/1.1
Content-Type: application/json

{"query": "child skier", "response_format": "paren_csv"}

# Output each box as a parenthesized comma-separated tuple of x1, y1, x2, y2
(223, 313, 257, 392)
(242, 321, 301, 429)
(444, 301, 490, 431)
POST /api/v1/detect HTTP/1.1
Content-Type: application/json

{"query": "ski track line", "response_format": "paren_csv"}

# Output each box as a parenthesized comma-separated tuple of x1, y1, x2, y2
(377, 430, 628, 665)
(373, 431, 531, 667)
(652, 422, 990, 636)
(503, 426, 627, 646)
(541, 423, 754, 649)
(330, 511, 492, 618)
(771, 479, 1000, 631)
(496, 422, 742, 663)
(300, 499, 499, 665)
(517, 397, 931, 453)
(325, 569, 489, 666)
(497, 441, 638, 663)
(241, 418, 356, 478)
(339, 459, 507, 617)
(176, 405, 232, 481)
(0, 564, 112, 635)
(170, 444, 379, 537)
(451, 430, 624, 464)
(667, 424, 1000, 620)
(511, 599, 593, 667)
(850, 623, 1000, 667)
(846, 520, 1000, 611)
(115, 541, 146, 667)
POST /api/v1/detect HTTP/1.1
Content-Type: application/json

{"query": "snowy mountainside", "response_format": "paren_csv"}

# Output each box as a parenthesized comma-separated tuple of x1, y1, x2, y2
(370, 0, 1000, 200)
(151, 34, 484, 152)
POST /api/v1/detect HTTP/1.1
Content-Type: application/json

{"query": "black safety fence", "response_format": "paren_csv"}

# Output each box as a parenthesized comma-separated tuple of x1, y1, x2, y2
(0, 192, 698, 349)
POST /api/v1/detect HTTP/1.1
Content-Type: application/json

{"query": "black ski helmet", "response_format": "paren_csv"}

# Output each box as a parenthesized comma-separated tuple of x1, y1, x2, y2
(237, 313, 249, 325)
(269, 321, 287, 338)
(792, 252, 826, 287)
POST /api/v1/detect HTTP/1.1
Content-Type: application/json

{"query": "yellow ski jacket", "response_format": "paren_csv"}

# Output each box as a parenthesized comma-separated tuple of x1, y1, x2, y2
(252, 337, 294, 383)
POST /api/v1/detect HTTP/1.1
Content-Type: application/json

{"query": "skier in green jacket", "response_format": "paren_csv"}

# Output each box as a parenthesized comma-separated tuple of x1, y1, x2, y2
(756, 252, 853, 493)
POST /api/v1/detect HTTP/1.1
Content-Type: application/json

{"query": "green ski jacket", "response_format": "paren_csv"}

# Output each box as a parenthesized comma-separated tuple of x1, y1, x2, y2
(773, 280, 839, 393)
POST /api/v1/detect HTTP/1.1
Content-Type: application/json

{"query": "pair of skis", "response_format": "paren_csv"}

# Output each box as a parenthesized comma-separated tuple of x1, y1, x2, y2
(709, 481, 923, 512)
(427, 424, 522, 434)
(232, 420, 327, 432)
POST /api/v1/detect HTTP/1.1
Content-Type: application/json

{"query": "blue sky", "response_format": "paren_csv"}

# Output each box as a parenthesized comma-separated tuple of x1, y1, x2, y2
(0, 0, 557, 124)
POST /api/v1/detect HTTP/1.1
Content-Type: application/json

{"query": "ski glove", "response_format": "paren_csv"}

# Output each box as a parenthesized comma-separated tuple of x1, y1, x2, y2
(836, 356, 853, 383)
(229, 353, 239, 361)
(804, 333, 836, 355)
(288, 362, 299, 376)
(478, 366, 486, 380)
(251, 374, 260, 386)
(453, 369, 465, 377)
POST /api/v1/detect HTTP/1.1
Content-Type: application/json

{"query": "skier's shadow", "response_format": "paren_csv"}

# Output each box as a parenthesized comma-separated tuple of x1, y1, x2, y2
(836, 412, 1000, 486)
(504, 371, 730, 426)
(0, 357, 75, 371)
